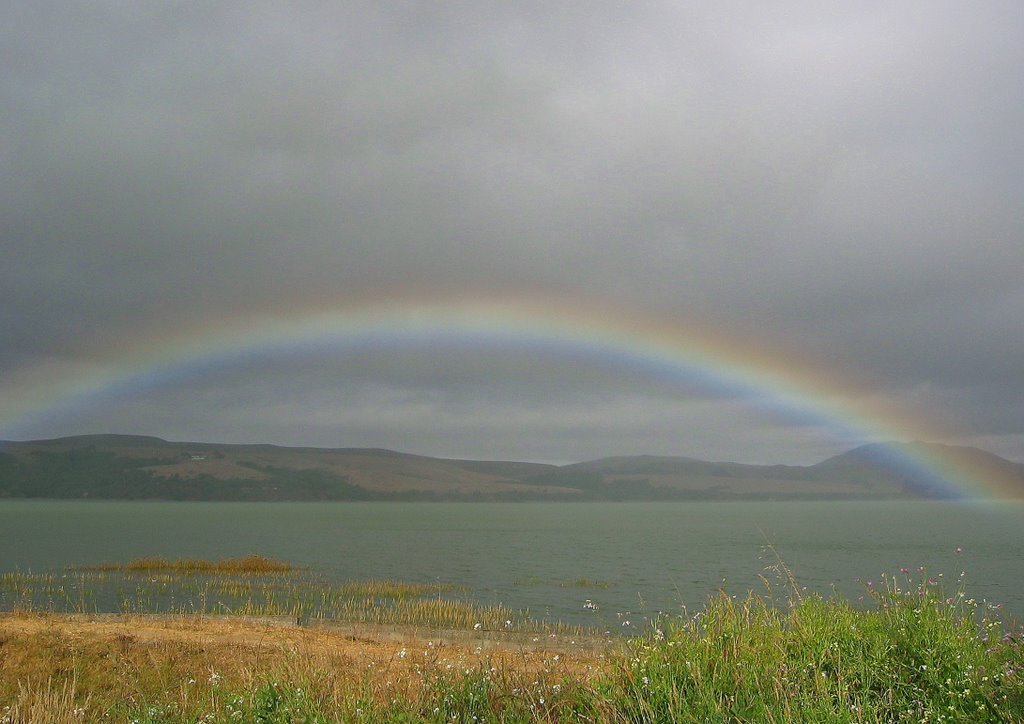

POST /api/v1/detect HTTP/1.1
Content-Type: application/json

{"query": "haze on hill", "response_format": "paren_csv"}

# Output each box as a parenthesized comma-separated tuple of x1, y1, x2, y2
(1, 435, 1022, 502)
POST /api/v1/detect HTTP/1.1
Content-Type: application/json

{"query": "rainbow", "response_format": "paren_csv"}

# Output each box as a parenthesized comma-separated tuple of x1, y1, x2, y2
(0, 294, 1015, 498)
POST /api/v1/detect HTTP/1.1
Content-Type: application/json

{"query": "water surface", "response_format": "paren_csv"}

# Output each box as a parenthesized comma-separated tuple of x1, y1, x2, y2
(2, 500, 1021, 628)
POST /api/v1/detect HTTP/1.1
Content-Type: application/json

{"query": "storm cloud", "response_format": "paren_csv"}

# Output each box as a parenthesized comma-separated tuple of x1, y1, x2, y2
(2, 1, 1022, 463)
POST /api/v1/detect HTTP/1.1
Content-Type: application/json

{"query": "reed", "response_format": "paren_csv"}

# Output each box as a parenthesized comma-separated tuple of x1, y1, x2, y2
(336, 579, 461, 598)
(1, 567, 594, 636)
(515, 576, 611, 589)
(76, 554, 298, 574)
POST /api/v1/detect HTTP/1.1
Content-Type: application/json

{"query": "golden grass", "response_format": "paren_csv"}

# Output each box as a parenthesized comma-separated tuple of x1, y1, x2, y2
(0, 611, 606, 721)
(75, 554, 299, 574)
(1, 676, 87, 724)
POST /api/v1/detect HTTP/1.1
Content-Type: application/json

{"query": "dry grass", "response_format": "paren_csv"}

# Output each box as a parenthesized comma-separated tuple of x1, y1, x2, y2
(1, 676, 88, 724)
(0, 611, 607, 721)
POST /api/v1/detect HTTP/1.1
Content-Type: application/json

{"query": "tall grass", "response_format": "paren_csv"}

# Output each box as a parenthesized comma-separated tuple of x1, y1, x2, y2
(2, 567, 1023, 721)
(0, 677, 87, 724)
(0, 567, 588, 636)
(600, 569, 1024, 722)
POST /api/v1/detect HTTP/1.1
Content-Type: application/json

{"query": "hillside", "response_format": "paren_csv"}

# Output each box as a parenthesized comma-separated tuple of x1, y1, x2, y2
(0, 435, 1021, 501)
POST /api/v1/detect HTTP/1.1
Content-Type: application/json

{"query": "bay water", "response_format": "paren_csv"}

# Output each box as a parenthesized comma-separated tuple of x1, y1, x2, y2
(1, 500, 1022, 629)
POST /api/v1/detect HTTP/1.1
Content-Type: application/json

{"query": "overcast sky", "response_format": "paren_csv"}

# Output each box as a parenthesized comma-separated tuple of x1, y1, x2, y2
(2, 1, 1022, 464)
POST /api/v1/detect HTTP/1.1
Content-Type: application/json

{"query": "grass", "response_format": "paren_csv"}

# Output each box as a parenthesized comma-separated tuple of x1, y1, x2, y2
(1, 566, 1023, 721)
(0, 563, 593, 638)
(76, 554, 299, 574)
(515, 576, 612, 589)
(602, 571, 1023, 722)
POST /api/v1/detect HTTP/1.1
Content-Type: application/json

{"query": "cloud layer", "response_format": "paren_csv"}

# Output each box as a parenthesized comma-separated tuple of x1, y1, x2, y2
(3, 1, 1022, 463)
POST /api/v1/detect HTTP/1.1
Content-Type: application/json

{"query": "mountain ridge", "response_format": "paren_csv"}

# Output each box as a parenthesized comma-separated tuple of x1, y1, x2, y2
(1, 435, 1022, 501)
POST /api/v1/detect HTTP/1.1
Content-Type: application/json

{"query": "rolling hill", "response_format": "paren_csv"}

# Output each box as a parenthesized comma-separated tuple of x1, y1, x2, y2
(0, 435, 1021, 501)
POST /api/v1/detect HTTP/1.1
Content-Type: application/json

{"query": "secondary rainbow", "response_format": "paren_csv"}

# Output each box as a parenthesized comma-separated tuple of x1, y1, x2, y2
(0, 295, 1010, 498)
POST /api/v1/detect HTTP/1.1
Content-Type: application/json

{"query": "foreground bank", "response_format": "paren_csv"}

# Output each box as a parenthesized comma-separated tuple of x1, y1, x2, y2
(2, 572, 1022, 722)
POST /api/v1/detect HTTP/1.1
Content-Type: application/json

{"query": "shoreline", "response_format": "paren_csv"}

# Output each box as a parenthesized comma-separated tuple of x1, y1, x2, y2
(3, 582, 1022, 721)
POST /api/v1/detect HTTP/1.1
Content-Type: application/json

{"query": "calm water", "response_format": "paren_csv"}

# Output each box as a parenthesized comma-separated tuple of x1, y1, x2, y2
(1, 501, 1022, 628)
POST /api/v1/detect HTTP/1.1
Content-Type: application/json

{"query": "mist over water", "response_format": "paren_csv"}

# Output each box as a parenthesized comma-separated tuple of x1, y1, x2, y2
(2, 501, 1021, 629)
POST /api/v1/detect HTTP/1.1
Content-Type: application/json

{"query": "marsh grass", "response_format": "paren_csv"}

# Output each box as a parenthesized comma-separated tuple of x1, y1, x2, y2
(3, 567, 1023, 721)
(336, 579, 464, 598)
(515, 576, 612, 589)
(76, 554, 298, 574)
(0, 567, 589, 636)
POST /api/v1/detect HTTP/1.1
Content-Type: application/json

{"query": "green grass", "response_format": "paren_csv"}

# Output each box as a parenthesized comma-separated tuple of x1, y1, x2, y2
(3, 567, 1023, 721)
(598, 569, 1023, 722)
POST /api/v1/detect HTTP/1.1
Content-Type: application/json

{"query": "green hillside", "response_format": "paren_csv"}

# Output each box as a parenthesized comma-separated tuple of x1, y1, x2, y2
(0, 435, 1021, 501)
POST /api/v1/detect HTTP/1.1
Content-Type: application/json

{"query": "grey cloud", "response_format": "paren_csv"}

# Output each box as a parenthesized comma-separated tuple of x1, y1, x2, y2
(2, 1, 1023, 462)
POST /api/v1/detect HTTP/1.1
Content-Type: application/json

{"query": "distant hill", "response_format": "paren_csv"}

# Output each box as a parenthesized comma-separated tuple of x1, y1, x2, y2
(809, 441, 1024, 498)
(0, 435, 1021, 501)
